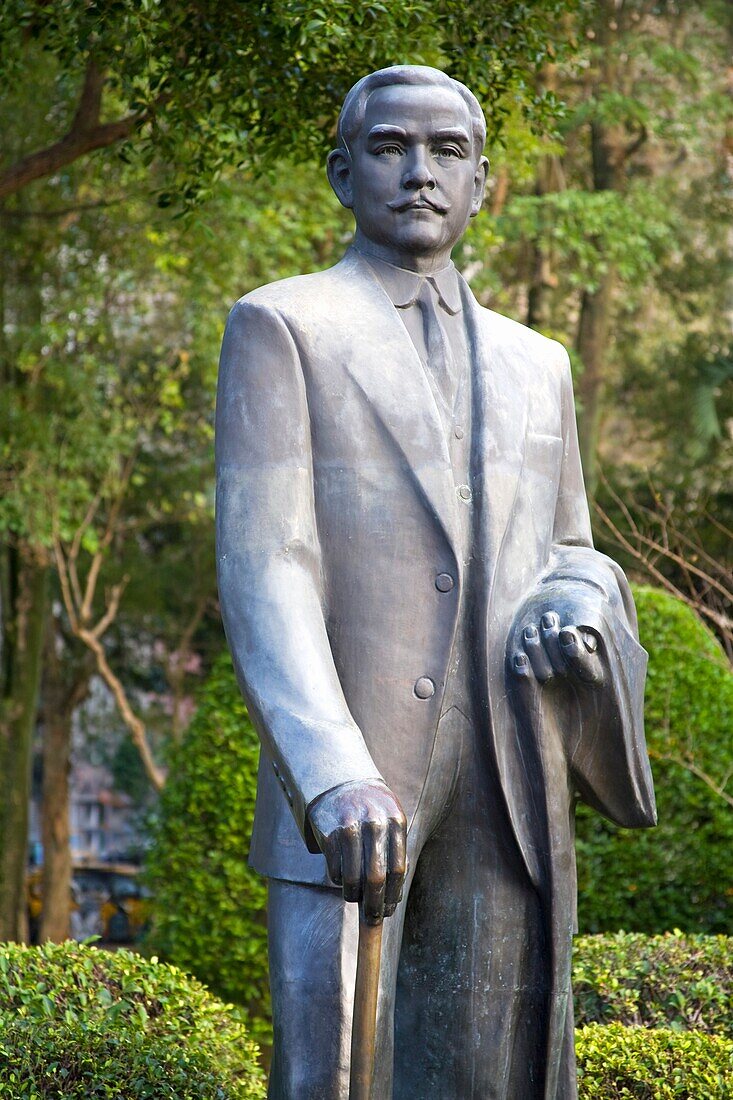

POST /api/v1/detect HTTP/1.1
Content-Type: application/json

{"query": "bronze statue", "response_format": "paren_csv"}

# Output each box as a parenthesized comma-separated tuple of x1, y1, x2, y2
(216, 65, 656, 1100)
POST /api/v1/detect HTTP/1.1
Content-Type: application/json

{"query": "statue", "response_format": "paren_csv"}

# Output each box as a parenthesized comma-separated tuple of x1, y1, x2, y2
(215, 65, 656, 1100)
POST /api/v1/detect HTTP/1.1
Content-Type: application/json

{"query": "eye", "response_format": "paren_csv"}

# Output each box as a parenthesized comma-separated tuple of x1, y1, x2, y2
(375, 143, 404, 156)
(434, 145, 463, 159)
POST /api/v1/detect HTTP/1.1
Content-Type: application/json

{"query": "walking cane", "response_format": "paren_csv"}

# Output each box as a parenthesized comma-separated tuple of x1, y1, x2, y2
(349, 907, 384, 1100)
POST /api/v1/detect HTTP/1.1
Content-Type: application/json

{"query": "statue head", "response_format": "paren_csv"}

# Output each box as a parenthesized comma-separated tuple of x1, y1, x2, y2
(327, 65, 489, 271)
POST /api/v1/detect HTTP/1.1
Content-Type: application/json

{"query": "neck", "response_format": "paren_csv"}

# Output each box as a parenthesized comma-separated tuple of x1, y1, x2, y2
(353, 231, 452, 274)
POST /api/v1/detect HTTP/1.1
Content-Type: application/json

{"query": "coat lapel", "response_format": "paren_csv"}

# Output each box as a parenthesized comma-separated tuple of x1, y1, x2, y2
(337, 250, 461, 564)
(463, 288, 552, 890)
(463, 287, 529, 592)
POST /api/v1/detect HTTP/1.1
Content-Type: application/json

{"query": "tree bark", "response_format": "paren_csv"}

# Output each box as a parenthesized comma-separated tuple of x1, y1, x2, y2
(0, 60, 144, 200)
(572, 3, 630, 496)
(39, 712, 72, 943)
(527, 63, 562, 333)
(38, 627, 92, 943)
(575, 270, 615, 493)
(0, 545, 49, 941)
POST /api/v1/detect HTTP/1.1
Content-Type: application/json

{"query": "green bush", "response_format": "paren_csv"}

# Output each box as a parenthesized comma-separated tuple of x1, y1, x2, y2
(573, 932, 733, 1034)
(576, 1023, 733, 1099)
(0, 940, 265, 1099)
(145, 653, 270, 1044)
(576, 585, 733, 933)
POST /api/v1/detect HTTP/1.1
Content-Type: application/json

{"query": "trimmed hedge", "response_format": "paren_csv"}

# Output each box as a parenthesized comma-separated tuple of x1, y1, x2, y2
(577, 585, 733, 934)
(573, 932, 733, 1035)
(3, 938, 729, 1097)
(0, 941, 266, 1099)
(145, 653, 269, 1045)
(576, 1023, 733, 1099)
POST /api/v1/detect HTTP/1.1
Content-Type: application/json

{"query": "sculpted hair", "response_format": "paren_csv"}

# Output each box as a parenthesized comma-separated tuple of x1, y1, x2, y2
(337, 65, 487, 159)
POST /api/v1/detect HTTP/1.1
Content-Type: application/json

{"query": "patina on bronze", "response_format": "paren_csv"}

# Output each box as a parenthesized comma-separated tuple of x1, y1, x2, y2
(215, 65, 657, 1100)
(349, 912, 383, 1100)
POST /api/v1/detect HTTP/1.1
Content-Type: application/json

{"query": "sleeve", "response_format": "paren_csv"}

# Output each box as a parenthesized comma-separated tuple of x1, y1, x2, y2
(508, 345, 657, 830)
(215, 299, 383, 844)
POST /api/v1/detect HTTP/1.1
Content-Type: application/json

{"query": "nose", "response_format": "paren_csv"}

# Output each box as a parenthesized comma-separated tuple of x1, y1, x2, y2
(402, 147, 436, 191)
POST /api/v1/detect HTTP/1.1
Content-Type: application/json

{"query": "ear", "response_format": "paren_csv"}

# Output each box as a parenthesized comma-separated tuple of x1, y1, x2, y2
(327, 148, 354, 209)
(470, 155, 489, 217)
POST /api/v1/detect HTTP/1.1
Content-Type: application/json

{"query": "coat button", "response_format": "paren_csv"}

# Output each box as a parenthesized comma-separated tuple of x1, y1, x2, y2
(435, 572, 454, 592)
(457, 484, 472, 502)
(414, 677, 435, 699)
(454, 426, 465, 439)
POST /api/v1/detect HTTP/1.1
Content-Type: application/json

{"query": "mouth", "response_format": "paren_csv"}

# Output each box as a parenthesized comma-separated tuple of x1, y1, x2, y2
(387, 196, 449, 214)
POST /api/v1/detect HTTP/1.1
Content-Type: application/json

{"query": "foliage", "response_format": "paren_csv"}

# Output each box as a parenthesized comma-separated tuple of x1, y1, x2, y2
(0, 940, 265, 1098)
(576, 586, 733, 934)
(497, 184, 677, 293)
(573, 932, 733, 1035)
(0, 0, 573, 207)
(576, 1023, 733, 1099)
(144, 653, 269, 1045)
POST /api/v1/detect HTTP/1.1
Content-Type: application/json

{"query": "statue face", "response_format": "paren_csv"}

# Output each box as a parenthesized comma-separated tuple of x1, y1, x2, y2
(329, 82, 487, 268)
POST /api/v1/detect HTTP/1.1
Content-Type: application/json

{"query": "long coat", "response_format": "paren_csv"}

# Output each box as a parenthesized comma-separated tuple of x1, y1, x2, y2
(215, 248, 656, 1099)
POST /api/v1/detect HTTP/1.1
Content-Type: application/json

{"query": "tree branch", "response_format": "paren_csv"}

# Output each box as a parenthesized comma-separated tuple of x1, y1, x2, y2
(593, 499, 733, 643)
(651, 749, 733, 810)
(91, 577, 129, 640)
(77, 624, 166, 792)
(0, 59, 146, 200)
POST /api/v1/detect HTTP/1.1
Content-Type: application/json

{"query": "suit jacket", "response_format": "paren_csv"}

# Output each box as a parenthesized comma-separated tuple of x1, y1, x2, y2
(215, 248, 656, 1095)
(214, 245, 651, 1051)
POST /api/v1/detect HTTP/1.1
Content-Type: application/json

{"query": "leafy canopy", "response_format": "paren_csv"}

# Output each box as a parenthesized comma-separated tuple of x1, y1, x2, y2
(0, 0, 574, 205)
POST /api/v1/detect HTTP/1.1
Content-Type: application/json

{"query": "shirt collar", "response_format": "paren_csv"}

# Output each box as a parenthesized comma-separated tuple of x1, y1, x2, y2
(355, 248, 462, 315)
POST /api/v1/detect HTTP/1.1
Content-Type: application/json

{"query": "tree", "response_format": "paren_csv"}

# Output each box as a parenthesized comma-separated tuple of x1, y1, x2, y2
(0, 0, 571, 205)
(0, 0, 580, 943)
(459, 0, 732, 496)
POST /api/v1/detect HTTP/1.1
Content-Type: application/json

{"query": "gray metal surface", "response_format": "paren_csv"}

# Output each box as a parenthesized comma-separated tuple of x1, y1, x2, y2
(216, 64, 656, 1099)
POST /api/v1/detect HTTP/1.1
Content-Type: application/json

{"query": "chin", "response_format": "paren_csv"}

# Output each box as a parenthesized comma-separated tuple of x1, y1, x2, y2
(391, 226, 448, 256)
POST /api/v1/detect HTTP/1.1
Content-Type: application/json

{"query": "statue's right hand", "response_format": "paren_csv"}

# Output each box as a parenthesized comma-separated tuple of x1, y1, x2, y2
(307, 779, 407, 923)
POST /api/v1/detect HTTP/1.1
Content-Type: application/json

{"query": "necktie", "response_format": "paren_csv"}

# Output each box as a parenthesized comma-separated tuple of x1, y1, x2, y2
(417, 279, 455, 419)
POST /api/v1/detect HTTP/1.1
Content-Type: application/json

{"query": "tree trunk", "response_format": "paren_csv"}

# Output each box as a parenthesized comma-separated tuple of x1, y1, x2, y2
(38, 626, 92, 943)
(575, 270, 615, 494)
(39, 709, 73, 942)
(572, 1, 629, 497)
(527, 63, 562, 333)
(0, 545, 49, 941)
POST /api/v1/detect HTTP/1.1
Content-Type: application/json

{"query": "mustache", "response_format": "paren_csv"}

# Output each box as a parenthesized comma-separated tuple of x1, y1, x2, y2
(387, 194, 449, 214)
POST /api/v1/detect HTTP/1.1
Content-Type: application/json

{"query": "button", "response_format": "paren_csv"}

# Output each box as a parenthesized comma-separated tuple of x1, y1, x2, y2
(435, 572, 454, 592)
(454, 426, 465, 439)
(457, 484, 472, 502)
(414, 677, 435, 699)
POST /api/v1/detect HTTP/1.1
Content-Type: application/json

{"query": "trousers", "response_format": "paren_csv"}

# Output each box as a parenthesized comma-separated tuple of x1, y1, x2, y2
(266, 682, 566, 1099)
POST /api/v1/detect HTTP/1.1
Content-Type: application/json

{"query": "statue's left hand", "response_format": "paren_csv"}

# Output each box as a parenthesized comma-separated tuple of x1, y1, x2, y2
(511, 609, 604, 686)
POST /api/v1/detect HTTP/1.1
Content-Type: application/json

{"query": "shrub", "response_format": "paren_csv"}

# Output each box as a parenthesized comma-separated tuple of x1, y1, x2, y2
(576, 585, 733, 934)
(0, 940, 265, 1099)
(576, 1023, 733, 1099)
(145, 653, 270, 1045)
(573, 931, 733, 1034)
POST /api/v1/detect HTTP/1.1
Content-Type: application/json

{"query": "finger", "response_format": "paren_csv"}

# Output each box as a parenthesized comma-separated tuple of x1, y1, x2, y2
(522, 623, 554, 682)
(340, 824, 363, 904)
(540, 611, 566, 674)
(362, 820, 387, 923)
(384, 816, 407, 914)
(323, 832, 343, 887)
(513, 652, 532, 677)
(559, 627, 604, 684)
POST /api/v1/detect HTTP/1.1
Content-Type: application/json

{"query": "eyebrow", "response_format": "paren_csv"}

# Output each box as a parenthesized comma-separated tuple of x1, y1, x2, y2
(366, 125, 408, 142)
(432, 127, 471, 146)
(365, 124, 471, 147)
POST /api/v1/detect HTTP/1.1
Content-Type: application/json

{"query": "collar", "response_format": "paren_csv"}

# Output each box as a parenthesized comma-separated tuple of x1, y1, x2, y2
(354, 247, 462, 315)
